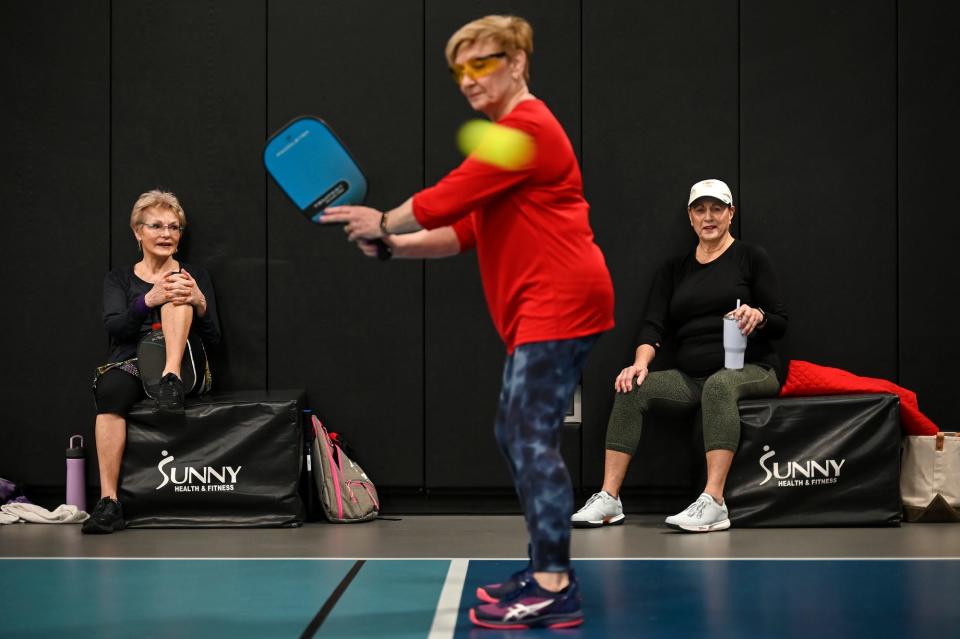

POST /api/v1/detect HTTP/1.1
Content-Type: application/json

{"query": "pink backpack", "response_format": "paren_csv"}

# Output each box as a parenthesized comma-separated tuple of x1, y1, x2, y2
(310, 416, 379, 523)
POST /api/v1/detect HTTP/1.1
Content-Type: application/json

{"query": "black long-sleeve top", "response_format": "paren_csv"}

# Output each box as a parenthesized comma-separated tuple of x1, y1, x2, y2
(102, 262, 221, 363)
(636, 240, 788, 381)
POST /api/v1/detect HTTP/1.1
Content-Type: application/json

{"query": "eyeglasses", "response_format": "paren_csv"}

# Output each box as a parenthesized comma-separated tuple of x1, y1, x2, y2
(139, 222, 183, 234)
(449, 52, 507, 84)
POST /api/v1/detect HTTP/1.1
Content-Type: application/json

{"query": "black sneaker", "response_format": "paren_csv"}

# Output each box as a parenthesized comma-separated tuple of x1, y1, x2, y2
(155, 372, 185, 414)
(81, 497, 125, 534)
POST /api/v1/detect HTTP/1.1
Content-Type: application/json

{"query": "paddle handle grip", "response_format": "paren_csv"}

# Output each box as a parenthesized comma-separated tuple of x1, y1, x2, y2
(375, 239, 391, 261)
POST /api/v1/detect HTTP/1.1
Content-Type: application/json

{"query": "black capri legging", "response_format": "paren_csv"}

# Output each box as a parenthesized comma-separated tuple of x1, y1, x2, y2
(94, 368, 144, 417)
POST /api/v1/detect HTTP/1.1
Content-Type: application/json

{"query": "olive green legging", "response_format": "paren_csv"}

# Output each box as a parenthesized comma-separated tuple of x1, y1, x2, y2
(605, 364, 780, 454)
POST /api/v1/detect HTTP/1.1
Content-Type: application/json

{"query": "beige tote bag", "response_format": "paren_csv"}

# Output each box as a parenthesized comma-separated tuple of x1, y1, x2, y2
(901, 432, 960, 522)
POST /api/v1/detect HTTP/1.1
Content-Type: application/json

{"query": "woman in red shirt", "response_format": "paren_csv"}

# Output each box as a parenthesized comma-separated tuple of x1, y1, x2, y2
(322, 15, 613, 629)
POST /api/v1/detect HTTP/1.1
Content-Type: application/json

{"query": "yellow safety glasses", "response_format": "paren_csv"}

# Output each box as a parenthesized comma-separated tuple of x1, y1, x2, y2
(449, 52, 508, 84)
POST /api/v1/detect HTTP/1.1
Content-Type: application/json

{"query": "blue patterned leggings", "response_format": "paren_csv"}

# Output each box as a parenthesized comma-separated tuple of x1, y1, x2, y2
(494, 334, 599, 573)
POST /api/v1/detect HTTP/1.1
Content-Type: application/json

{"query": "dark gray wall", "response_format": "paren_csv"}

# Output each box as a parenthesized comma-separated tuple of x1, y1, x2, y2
(266, 1, 425, 486)
(741, 0, 898, 380)
(2, 1, 956, 503)
(1, 1, 109, 492)
(898, 0, 959, 432)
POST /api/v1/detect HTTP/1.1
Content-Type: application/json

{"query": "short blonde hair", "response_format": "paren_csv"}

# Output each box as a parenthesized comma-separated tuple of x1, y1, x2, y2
(445, 15, 533, 82)
(130, 190, 187, 232)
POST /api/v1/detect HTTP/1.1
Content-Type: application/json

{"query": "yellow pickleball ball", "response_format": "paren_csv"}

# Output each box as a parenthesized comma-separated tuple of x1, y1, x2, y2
(456, 119, 535, 171)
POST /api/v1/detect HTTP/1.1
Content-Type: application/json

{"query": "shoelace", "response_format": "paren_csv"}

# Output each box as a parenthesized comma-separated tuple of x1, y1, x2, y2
(685, 497, 710, 518)
(159, 379, 179, 400)
(510, 566, 531, 580)
(92, 498, 116, 520)
(579, 492, 605, 511)
(501, 576, 537, 603)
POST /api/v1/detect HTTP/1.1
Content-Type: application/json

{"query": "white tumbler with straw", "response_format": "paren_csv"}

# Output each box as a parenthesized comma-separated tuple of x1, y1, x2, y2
(723, 298, 747, 370)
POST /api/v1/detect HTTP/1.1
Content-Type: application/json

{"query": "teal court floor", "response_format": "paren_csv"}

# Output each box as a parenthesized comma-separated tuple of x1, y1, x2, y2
(3, 516, 960, 638)
(5, 557, 960, 637)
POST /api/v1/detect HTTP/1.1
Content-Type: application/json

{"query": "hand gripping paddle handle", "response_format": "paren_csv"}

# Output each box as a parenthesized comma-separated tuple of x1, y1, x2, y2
(375, 239, 391, 261)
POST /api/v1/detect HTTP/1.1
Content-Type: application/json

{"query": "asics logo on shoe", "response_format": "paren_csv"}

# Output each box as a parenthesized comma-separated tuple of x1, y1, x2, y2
(504, 599, 555, 621)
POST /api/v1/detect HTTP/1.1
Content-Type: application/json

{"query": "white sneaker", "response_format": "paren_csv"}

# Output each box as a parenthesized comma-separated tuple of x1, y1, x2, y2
(571, 491, 625, 528)
(665, 493, 730, 532)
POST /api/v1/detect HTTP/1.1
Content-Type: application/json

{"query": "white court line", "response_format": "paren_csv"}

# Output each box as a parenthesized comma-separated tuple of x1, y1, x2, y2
(1, 556, 959, 561)
(427, 559, 469, 639)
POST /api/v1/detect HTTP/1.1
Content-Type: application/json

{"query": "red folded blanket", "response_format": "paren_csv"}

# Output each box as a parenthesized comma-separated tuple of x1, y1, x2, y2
(779, 360, 939, 436)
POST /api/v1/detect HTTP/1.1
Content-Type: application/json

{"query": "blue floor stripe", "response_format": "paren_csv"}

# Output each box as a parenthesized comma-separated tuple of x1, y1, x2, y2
(458, 559, 960, 639)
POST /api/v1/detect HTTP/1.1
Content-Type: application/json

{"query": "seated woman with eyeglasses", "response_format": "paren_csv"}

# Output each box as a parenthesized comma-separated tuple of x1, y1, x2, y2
(82, 190, 220, 535)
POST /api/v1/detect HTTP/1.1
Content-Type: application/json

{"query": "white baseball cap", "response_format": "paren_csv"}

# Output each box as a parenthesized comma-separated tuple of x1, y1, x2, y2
(688, 179, 733, 206)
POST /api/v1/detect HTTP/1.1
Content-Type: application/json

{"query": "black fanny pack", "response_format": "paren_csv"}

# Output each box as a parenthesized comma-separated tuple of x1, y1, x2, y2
(136, 330, 211, 399)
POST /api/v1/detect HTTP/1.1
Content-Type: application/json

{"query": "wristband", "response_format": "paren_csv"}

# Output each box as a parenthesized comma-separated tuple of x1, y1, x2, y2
(134, 294, 150, 315)
(379, 212, 390, 237)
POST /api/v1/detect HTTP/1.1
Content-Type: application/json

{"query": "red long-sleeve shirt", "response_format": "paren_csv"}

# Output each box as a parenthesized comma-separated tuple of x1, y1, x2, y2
(412, 99, 614, 352)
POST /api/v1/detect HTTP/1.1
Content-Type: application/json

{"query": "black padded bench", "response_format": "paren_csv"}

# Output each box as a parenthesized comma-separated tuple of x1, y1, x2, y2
(118, 390, 306, 528)
(724, 394, 901, 527)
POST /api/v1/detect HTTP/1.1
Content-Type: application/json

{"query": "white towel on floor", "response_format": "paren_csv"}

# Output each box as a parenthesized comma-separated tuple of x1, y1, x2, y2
(0, 503, 89, 524)
(0, 510, 19, 524)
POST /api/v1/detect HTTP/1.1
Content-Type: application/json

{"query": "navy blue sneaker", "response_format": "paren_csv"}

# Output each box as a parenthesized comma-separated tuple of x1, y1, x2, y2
(476, 565, 533, 603)
(470, 570, 584, 629)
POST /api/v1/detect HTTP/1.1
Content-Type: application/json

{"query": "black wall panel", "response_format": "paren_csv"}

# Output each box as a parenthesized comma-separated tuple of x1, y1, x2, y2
(267, 1, 425, 486)
(5, 1, 954, 499)
(423, 0, 582, 488)
(111, 0, 267, 392)
(581, 1, 739, 491)
(0, 2, 109, 486)
(740, 1, 898, 379)
(898, 1, 960, 429)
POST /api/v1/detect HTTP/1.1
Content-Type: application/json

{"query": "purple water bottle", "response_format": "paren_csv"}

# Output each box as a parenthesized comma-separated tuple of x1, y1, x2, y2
(66, 435, 86, 512)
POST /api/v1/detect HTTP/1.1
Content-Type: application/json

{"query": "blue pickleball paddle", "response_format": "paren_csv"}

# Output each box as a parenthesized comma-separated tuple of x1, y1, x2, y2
(264, 116, 388, 259)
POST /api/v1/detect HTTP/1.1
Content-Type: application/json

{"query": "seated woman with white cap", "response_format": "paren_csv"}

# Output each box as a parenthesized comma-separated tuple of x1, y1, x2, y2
(573, 179, 788, 532)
